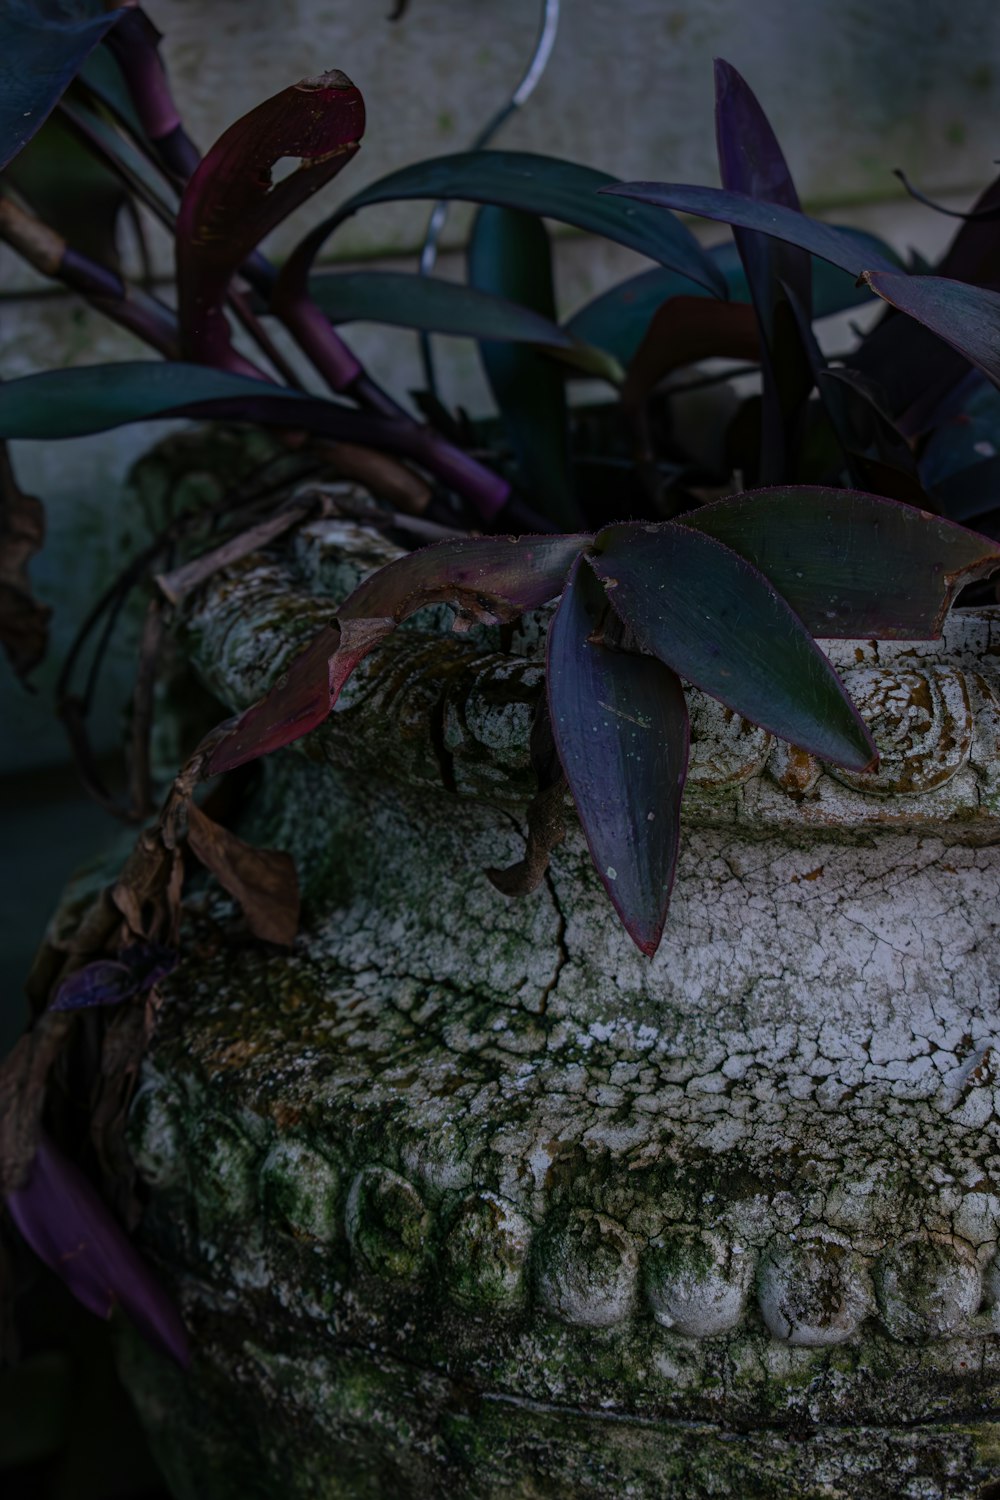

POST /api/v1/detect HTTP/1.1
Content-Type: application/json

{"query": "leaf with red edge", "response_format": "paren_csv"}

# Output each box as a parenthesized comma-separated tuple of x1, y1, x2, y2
(339, 533, 589, 622)
(6, 1133, 190, 1367)
(588, 523, 876, 769)
(859, 272, 1000, 395)
(279, 150, 729, 311)
(176, 71, 365, 367)
(185, 801, 299, 946)
(207, 534, 588, 776)
(681, 486, 1000, 638)
(547, 557, 689, 957)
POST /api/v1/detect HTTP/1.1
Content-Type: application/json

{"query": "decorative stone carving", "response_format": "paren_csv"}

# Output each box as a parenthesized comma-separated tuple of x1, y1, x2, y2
(756, 1233, 874, 1347)
(643, 1228, 754, 1337)
(826, 665, 973, 795)
(442, 1192, 532, 1310)
(536, 1209, 640, 1329)
(874, 1234, 983, 1342)
(111, 523, 1000, 1499)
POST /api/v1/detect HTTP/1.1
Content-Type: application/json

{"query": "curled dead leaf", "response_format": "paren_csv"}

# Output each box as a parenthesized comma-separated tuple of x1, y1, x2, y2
(185, 800, 300, 946)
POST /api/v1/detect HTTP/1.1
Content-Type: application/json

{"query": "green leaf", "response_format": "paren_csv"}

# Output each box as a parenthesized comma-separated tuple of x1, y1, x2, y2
(588, 522, 876, 769)
(0, 1, 122, 172)
(681, 485, 1000, 638)
(547, 556, 689, 957)
(3, 111, 129, 270)
(286, 150, 729, 298)
(307, 268, 619, 379)
(468, 205, 579, 529)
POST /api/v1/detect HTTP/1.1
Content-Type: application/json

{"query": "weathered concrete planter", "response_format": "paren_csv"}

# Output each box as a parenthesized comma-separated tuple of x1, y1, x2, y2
(122, 518, 1000, 1498)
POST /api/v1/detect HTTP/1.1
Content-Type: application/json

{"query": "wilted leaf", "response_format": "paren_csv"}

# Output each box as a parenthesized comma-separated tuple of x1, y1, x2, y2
(176, 70, 365, 367)
(588, 522, 875, 769)
(682, 485, 1000, 637)
(547, 556, 689, 956)
(0, 0, 124, 172)
(487, 698, 566, 896)
(341, 532, 588, 621)
(0, 444, 50, 682)
(6, 1133, 190, 1367)
(185, 801, 299, 946)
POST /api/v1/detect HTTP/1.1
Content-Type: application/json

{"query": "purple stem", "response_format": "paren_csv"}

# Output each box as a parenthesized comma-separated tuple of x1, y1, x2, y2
(60, 248, 179, 358)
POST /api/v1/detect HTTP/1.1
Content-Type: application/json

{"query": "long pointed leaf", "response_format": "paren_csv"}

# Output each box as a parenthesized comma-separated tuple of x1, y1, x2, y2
(0, 1, 124, 172)
(548, 557, 688, 957)
(468, 206, 577, 529)
(7, 1134, 190, 1367)
(588, 523, 875, 769)
(714, 59, 813, 481)
(0, 362, 502, 507)
(282, 150, 728, 301)
(681, 486, 1000, 638)
(860, 271, 1000, 393)
(603, 182, 897, 280)
(308, 267, 594, 358)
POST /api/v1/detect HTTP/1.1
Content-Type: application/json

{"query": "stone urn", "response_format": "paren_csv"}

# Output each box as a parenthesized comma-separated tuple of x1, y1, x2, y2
(119, 516, 1000, 1499)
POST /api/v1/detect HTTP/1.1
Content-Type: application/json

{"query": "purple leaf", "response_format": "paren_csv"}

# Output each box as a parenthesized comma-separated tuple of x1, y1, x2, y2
(588, 523, 876, 770)
(6, 1134, 190, 1368)
(601, 182, 898, 280)
(547, 557, 689, 957)
(860, 272, 1000, 394)
(176, 71, 365, 371)
(49, 944, 176, 1013)
(207, 535, 588, 776)
(713, 59, 813, 481)
(680, 486, 1000, 638)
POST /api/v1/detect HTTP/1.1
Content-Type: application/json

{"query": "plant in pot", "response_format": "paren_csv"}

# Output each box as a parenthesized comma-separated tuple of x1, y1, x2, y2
(5, 4, 1000, 1496)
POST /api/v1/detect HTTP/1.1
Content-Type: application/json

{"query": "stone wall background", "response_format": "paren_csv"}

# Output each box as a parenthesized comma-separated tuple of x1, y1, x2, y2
(2, 0, 999, 1028)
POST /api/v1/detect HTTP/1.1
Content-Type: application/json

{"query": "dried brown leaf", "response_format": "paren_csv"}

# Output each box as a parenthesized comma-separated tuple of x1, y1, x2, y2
(185, 800, 300, 946)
